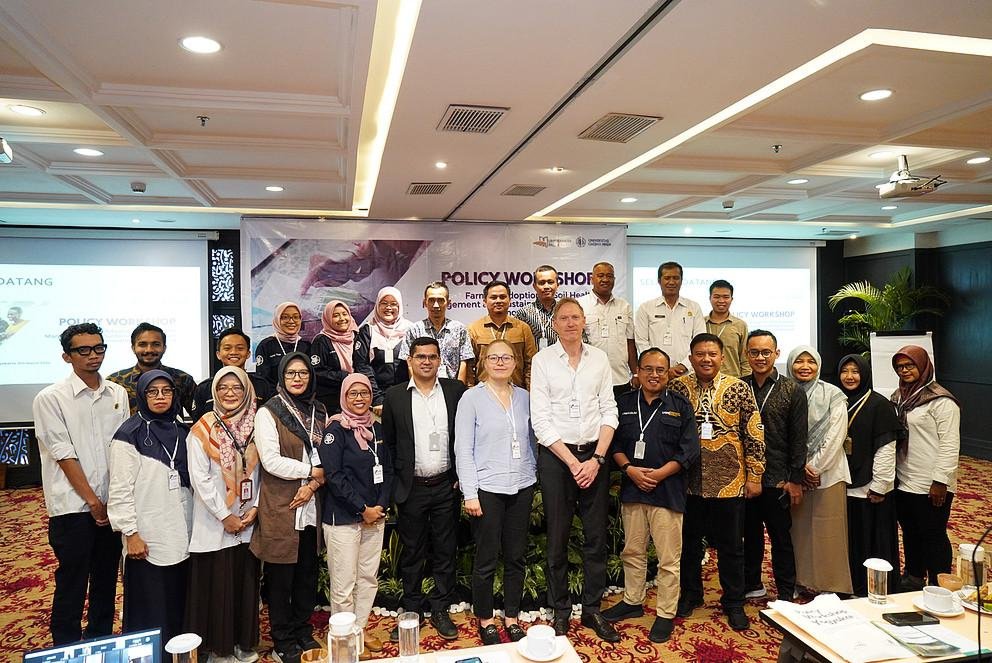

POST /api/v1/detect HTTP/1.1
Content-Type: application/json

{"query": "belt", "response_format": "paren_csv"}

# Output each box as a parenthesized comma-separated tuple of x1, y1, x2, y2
(413, 471, 452, 487)
(563, 441, 598, 453)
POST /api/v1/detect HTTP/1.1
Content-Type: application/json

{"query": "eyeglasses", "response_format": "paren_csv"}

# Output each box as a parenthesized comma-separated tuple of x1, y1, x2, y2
(144, 387, 175, 398)
(638, 366, 668, 375)
(747, 349, 775, 358)
(894, 362, 917, 372)
(412, 353, 440, 362)
(345, 389, 372, 399)
(279, 314, 302, 322)
(486, 354, 514, 364)
(216, 384, 245, 394)
(68, 344, 108, 356)
(378, 302, 400, 309)
(284, 370, 310, 379)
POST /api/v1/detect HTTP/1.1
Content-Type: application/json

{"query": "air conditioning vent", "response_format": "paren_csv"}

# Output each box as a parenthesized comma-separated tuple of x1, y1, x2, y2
(501, 184, 546, 197)
(407, 182, 450, 195)
(578, 112, 662, 143)
(437, 104, 509, 134)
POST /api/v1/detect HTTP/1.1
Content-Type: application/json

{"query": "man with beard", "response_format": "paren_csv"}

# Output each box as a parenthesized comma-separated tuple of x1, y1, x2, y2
(466, 281, 537, 389)
(108, 322, 196, 417)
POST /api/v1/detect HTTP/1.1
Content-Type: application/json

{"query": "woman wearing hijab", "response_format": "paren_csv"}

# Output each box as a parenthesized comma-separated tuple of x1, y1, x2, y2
(251, 352, 327, 663)
(255, 302, 310, 387)
(358, 287, 411, 401)
(317, 373, 392, 653)
(836, 354, 902, 597)
(787, 346, 853, 595)
(186, 367, 262, 663)
(108, 370, 193, 651)
(890, 345, 961, 588)
(311, 300, 378, 414)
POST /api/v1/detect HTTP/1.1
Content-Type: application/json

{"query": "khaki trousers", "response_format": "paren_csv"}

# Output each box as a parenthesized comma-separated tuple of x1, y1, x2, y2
(323, 520, 385, 627)
(620, 502, 683, 618)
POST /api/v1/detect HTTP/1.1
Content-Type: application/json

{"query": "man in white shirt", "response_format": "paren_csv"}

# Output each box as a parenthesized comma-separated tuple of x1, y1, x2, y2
(634, 262, 705, 378)
(531, 298, 620, 643)
(33, 323, 129, 644)
(578, 261, 638, 399)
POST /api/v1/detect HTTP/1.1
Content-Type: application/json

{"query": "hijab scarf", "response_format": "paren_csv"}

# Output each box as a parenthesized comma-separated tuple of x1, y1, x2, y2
(890, 345, 960, 415)
(320, 300, 358, 372)
(787, 345, 847, 460)
(272, 301, 303, 343)
(268, 351, 327, 450)
(368, 286, 411, 353)
(329, 373, 375, 450)
(114, 370, 191, 487)
(837, 354, 903, 488)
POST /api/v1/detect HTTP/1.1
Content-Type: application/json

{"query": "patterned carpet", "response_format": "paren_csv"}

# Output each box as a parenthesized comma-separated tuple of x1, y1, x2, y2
(2, 455, 990, 663)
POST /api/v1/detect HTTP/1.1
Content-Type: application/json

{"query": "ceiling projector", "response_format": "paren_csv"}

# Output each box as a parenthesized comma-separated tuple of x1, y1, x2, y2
(878, 154, 946, 199)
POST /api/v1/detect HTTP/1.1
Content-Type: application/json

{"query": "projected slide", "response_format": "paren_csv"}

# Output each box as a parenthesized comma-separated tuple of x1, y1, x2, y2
(0, 264, 204, 386)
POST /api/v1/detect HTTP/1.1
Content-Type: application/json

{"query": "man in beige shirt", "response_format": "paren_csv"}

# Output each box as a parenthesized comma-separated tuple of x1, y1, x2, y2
(466, 281, 538, 389)
(705, 280, 750, 378)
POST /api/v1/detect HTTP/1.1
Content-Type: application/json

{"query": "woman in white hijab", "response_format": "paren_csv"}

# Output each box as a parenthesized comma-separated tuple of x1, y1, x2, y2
(787, 345, 853, 595)
(358, 287, 412, 413)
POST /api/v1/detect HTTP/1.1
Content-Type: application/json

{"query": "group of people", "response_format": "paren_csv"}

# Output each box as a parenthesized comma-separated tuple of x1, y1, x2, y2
(31, 259, 961, 662)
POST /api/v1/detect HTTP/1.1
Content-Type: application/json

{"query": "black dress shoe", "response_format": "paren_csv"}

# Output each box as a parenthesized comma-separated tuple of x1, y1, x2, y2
(726, 608, 750, 631)
(479, 624, 501, 646)
(552, 614, 570, 636)
(505, 623, 526, 642)
(601, 600, 644, 622)
(580, 612, 620, 643)
(431, 611, 459, 640)
(648, 617, 674, 643)
(676, 597, 703, 619)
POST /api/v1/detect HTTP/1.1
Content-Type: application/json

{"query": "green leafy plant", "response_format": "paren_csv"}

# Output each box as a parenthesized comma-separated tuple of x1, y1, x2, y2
(377, 576, 404, 597)
(828, 267, 949, 353)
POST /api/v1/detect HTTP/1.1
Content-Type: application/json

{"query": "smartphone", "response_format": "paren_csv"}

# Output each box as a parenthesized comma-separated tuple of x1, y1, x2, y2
(882, 611, 939, 626)
(454, 658, 483, 663)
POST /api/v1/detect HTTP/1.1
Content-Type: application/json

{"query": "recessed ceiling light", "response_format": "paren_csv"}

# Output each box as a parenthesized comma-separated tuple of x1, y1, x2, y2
(787, 178, 809, 185)
(849, 234, 858, 239)
(966, 156, 990, 165)
(434, 161, 447, 169)
(132, 218, 141, 224)
(73, 148, 103, 157)
(549, 166, 566, 173)
(265, 185, 284, 192)
(881, 205, 898, 210)
(179, 36, 222, 54)
(868, 150, 894, 160)
(683, 227, 692, 234)
(859, 89, 892, 101)
(620, 197, 638, 203)
(9, 104, 45, 117)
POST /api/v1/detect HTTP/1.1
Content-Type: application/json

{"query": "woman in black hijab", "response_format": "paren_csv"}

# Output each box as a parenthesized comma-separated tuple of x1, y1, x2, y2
(250, 352, 328, 662)
(108, 369, 193, 651)
(836, 354, 902, 597)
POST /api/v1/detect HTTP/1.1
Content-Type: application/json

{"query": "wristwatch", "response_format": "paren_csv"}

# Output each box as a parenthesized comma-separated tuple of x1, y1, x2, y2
(592, 453, 606, 466)
(620, 462, 631, 473)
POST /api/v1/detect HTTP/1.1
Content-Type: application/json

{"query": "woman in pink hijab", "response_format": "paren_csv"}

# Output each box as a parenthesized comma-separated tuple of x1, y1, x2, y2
(255, 301, 310, 387)
(358, 287, 412, 408)
(310, 300, 378, 414)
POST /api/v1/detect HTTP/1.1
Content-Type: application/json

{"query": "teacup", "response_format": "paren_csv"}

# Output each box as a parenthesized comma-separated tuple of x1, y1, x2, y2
(923, 585, 955, 613)
(525, 624, 556, 658)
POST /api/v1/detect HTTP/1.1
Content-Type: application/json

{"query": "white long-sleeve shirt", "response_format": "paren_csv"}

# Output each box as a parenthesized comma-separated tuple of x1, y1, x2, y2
(33, 372, 129, 517)
(808, 396, 851, 489)
(896, 397, 960, 494)
(847, 441, 896, 498)
(633, 296, 705, 370)
(255, 407, 319, 529)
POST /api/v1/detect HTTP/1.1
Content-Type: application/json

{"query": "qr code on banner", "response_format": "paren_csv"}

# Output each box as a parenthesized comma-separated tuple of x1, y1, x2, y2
(0, 428, 30, 466)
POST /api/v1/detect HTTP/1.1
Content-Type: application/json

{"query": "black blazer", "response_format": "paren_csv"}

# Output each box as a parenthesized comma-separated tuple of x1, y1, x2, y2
(382, 377, 467, 504)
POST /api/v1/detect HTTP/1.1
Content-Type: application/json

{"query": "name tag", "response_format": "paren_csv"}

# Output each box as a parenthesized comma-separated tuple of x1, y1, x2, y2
(600, 324, 609, 338)
(568, 400, 580, 419)
(634, 438, 646, 460)
(437, 362, 449, 378)
(662, 330, 673, 346)
(511, 439, 522, 459)
(168, 470, 181, 491)
(429, 431, 442, 451)
(539, 337, 548, 350)
(240, 478, 253, 502)
(384, 346, 394, 363)
(372, 463, 384, 484)
(701, 422, 714, 440)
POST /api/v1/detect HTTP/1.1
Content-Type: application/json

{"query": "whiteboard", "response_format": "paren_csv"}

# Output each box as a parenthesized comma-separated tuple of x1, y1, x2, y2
(869, 332, 934, 399)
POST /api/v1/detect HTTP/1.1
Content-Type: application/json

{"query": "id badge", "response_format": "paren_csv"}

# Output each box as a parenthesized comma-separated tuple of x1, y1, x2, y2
(168, 470, 180, 491)
(429, 431, 442, 451)
(539, 337, 548, 350)
(511, 439, 522, 459)
(437, 362, 449, 378)
(372, 464, 384, 485)
(384, 346, 394, 363)
(634, 438, 646, 460)
(568, 400, 580, 419)
(240, 478, 253, 502)
(600, 324, 609, 338)
(701, 422, 714, 440)
(662, 330, 673, 346)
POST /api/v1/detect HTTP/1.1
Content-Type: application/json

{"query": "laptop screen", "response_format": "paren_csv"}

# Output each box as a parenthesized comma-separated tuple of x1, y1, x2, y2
(23, 629, 161, 663)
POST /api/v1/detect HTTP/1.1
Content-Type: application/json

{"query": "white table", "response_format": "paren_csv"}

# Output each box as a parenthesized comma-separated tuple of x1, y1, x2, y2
(373, 635, 580, 662)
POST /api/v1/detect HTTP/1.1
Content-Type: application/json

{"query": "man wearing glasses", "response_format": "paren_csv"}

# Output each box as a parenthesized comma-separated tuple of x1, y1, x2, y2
(381, 337, 467, 641)
(741, 330, 808, 603)
(32, 323, 129, 644)
(108, 322, 196, 418)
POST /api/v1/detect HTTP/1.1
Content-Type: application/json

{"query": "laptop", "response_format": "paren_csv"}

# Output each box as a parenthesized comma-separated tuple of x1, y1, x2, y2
(23, 629, 161, 663)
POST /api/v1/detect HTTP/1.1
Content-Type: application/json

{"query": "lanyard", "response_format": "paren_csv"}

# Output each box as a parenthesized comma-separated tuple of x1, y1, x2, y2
(749, 378, 776, 415)
(697, 374, 722, 422)
(485, 382, 518, 442)
(139, 414, 180, 470)
(636, 392, 663, 440)
(489, 325, 507, 341)
(415, 383, 442, 432)
(216, 416, 253, 472)
(275, 337, 299, 356)
(278, 395, 317, 461)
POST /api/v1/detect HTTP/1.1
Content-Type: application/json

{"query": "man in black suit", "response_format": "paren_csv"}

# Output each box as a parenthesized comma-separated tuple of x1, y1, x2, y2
(383, 336, 467, 641)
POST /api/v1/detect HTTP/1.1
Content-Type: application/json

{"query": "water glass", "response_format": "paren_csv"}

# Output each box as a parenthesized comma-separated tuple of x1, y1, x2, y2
(864, 557, 892, 605)
(397, 611, 420, 662)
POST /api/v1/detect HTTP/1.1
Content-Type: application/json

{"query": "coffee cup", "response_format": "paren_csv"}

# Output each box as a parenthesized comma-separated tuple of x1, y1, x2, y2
(923, 585, 955, 613)
(525, 624, 556, 658)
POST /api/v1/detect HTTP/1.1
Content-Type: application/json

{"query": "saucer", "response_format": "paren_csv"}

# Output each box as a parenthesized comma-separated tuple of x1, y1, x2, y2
(913, 595, 964, 617)
(516, 636, 565, 662)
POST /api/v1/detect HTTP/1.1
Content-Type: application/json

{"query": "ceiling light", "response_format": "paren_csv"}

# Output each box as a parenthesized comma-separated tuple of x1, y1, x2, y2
(849, 234, 858, 239)
(620, 197, 638, 203)
(868, 150, 894, 160)
(265, 185, 284, 192)
(683, 227, 692, 234)
(9, 104, 46, 117)
(132, 218, 141, 224)
(434, 161, 447, 169)
(73, 148, 103, 156)
(881, 205, 898, 210)
(787, 178, 809, 185)
(549, 166, 566, 173)
(966, 156, 990, 165)
(179, 36, 222, 54)
(859, 89, 892, 101)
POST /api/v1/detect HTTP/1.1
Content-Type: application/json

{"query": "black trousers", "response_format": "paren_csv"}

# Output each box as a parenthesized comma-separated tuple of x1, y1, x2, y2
(680, 495, 746, 611)
(471, 484, 536, 619)
(539, 446, 609, 617)
(264, 526, 318, 651)
(847, 495, 899, 597)
(123, 557, 188, 655)
(896, 490, 954, 585)
(744, 489, 796, 599)
(48, 512, 122, 645)
(396, 479, 459, 613)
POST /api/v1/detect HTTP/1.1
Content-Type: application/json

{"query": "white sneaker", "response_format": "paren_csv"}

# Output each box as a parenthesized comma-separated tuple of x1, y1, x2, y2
(233, 647, 259, 663)
(744, 585, 767, 599)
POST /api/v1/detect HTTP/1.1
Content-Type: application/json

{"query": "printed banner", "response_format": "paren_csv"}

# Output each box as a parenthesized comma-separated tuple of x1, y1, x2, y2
(241, 219, 627, 347)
